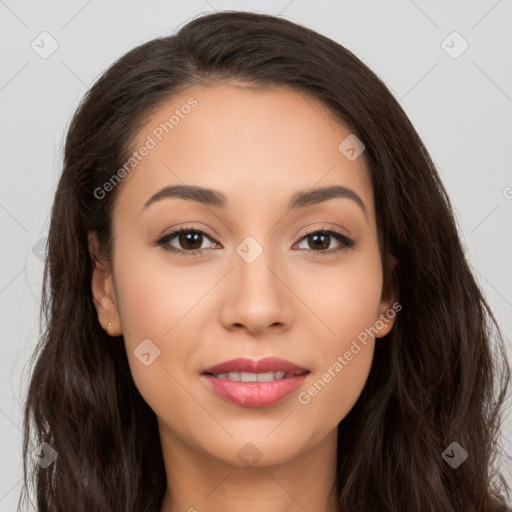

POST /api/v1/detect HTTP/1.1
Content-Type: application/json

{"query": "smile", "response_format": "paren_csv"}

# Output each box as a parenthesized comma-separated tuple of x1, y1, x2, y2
(210, 371, 304, 382)
(200, 357, 311, 407)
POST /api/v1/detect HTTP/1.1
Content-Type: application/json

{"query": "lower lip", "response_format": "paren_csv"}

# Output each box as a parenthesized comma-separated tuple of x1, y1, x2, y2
(201, 373, 310, 407)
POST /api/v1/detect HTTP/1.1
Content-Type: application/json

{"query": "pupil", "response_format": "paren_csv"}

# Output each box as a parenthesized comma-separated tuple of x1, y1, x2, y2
(180, 232, 202, 250)
(310, 233, 329, 250)
(177, 232, 330, 252)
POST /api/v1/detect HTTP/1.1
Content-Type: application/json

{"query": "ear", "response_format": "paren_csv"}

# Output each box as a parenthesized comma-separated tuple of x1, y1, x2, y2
(88, 231, 122, 337)
(375, 254, 400, 339)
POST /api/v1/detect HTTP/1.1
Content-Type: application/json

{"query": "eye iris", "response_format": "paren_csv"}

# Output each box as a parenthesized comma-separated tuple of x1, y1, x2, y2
(169, 230, 340, 253)
(309, 233, 330, 250)
(179, 231, 203, 250)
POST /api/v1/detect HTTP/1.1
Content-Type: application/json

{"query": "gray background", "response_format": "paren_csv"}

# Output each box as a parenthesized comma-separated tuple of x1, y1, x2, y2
(1, 0, 511, 509)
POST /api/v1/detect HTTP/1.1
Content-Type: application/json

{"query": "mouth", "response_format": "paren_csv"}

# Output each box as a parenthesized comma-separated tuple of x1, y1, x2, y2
(204, 370, 309, 381)
(201, 356, 310, 377)
(200, 357, 311, 407)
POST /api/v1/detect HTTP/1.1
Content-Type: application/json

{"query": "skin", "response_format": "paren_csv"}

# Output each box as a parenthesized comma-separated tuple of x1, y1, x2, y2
(89, 84, 398, 512)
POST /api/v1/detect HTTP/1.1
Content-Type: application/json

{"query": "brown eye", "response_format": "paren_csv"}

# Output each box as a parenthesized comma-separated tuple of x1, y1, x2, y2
(294, 229, 355, 256)
(305, 232, 331, 251)
(156, 228, 219, 257)
(155, 227, 355, 258)
(175, 231, 204, 251)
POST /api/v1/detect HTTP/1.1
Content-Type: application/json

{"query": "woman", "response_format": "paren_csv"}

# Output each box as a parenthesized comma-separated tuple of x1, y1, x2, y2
(19, 10, 511, 512)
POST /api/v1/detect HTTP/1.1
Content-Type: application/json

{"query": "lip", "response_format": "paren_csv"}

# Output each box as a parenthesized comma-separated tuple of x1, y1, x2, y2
(200, 357, 311, 408)
(201, 357, 309, 375)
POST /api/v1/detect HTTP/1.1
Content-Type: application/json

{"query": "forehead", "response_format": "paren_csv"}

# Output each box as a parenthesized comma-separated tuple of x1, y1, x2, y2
(115, 84, 374, 220)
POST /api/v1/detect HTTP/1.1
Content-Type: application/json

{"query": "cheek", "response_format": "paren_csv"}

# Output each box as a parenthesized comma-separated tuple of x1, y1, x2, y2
(114, 270, 204, 438)
(299, 338, 375, 430)
(112, 242, 220, 423)
(293, 247, 382, 423)
(296, 242, 384, 344)
(296, 293, 378, 431)
(113, 237, 209, 345)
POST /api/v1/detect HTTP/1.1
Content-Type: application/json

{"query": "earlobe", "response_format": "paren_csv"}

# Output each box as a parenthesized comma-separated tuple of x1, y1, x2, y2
(88, 231, 122, 336)
(376, 255, 400, 338)
(375, 296, 400, 338)
(375, 306, 397, 338)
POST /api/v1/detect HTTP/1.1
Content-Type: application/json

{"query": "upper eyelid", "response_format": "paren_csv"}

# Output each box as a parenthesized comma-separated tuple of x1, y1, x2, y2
(160, 226, 351, 247)
(160, 226, 217, 243)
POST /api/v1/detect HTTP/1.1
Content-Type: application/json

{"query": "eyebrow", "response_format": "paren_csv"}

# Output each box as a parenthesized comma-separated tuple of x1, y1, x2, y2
(142, 184, 367, 217)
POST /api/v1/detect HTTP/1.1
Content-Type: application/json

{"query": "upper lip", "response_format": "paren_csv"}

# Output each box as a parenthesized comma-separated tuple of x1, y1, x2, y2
(201, 357, 310, 375)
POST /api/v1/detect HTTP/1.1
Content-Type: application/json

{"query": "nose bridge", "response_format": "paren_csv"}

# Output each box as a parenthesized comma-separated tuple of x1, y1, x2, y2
(234, 232, 282, 297)
(220, 231, 293, 333)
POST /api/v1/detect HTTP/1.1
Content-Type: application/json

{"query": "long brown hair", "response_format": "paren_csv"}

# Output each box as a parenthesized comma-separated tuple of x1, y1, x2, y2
(19, 10, 511, 511)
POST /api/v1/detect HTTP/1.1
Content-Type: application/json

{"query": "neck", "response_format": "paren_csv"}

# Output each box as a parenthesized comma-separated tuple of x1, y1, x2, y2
(158, 425, 338, 512)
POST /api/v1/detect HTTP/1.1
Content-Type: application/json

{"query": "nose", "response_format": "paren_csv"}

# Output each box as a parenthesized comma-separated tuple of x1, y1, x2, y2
(219, 246, 294, 337)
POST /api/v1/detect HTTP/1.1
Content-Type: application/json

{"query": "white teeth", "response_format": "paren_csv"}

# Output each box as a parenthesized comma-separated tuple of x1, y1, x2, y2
(214, 371, 288, 382)
(256, 371, 285, 382)
(241, 372, 258, 382)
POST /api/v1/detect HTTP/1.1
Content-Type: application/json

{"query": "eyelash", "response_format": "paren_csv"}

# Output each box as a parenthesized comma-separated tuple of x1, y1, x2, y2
(154, 225, 356, 258)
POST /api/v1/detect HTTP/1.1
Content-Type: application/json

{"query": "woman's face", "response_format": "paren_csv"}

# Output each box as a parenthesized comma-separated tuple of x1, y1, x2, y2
(90, 84, 397, 468)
